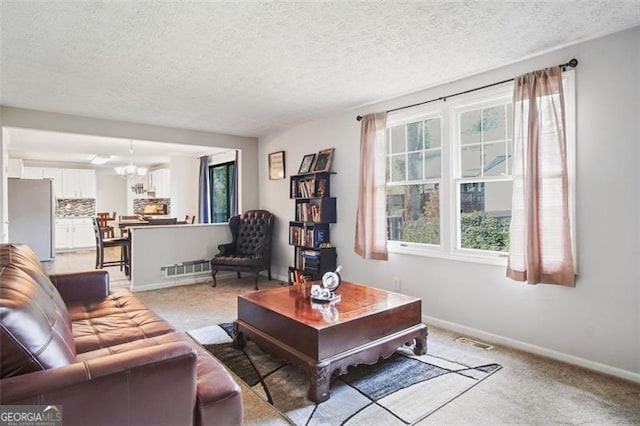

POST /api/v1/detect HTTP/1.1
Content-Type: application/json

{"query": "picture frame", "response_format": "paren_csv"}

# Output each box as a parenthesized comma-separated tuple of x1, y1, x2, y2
(298, 153, 316, 174)
(313, 148, 334, 173)
(268, 151, 286, 180)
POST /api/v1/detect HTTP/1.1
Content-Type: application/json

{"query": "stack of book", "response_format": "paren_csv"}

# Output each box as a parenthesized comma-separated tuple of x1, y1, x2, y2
(302, 250, 321, 275)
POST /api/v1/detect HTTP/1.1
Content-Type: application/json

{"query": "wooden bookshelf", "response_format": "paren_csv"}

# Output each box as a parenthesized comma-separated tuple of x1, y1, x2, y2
(289, 171, 337, 283)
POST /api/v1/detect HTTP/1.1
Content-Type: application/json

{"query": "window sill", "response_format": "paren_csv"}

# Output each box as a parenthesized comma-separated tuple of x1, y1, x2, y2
(388, 242, 508, 267)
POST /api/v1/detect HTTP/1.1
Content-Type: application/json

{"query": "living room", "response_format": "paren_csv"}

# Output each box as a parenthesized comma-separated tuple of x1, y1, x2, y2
(1, 2, 639, 425)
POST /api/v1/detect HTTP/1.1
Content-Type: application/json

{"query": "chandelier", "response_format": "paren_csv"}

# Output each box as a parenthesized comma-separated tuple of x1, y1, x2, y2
(115, 140, 147, 178)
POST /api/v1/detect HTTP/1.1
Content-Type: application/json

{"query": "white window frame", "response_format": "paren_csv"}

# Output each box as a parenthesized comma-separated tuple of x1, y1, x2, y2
(385, 70, 576, 266)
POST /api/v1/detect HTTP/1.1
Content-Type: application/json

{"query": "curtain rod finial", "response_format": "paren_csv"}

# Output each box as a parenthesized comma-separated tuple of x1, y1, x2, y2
(356, 115, 363, 121)
(568, 58, 578, 68)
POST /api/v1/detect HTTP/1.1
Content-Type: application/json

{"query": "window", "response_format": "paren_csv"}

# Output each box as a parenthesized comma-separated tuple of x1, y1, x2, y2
(386, 117, 442, 245)
(385, 71, 575, 263)
(209, 161, 235, 223)
(455, 99, 513, 254)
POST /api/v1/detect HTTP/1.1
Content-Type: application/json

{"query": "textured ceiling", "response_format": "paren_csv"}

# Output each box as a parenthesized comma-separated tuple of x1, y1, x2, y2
(1, 1, 639, 138)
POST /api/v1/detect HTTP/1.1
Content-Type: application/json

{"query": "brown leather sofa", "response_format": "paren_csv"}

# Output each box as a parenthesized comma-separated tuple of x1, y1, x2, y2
(0, 243, 242, 426)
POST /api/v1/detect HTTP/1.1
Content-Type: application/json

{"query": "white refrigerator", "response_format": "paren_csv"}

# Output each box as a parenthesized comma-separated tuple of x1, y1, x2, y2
(8, 178, 56, 260)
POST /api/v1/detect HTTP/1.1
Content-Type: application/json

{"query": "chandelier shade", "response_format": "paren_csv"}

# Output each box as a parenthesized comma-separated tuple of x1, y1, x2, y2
(115, 141, 147, 177)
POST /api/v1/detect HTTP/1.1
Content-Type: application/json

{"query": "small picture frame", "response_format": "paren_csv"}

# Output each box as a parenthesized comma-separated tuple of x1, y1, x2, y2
(298, 153, 316, 174)
(313, 148, 334, 173)
(268, 151, 286, 180)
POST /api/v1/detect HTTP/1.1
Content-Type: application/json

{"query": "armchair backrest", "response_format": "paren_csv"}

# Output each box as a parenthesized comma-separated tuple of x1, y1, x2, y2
(229, 210, 274, 258)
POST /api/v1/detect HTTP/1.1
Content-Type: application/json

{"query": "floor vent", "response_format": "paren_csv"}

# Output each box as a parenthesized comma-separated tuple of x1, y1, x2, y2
(454, 336, 495, 351)
(162, 260, 211, 279)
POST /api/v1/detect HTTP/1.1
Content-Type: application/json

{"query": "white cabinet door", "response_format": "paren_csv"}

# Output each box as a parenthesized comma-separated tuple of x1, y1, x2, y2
(42, 168, 63, 198)
(78, 170, 96, 198)
(55, 219, 72, 249)
(61, 169, 96, 198)
(8, 159, 23, 178)
(61, 169, 80, 197)
(72, 220, 95, 248)
(23, 167, 44, 179)
(159, 168, 170, 197)
(149, 168, 170, 197)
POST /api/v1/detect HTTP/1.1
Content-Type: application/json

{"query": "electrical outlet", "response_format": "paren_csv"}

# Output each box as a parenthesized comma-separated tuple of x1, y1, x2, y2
(392, 276, 401, 291)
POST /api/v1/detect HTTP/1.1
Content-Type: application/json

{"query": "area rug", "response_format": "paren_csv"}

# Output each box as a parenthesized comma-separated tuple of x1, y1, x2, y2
(188, 324, 501, 426)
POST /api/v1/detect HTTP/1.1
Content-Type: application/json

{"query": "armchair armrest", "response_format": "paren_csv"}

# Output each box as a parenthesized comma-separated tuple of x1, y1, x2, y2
(217, 243, 235, 256)
(1, 342, 197, 426)
(254, 241, 268, 260)
(49, 270, 110, 303)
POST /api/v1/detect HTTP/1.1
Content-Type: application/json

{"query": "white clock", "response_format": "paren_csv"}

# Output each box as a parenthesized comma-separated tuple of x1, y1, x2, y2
(322, 265, 342, 291)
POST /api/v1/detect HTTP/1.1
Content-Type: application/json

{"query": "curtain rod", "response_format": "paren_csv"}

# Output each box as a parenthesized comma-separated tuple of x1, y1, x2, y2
(356, 58, 578, 121)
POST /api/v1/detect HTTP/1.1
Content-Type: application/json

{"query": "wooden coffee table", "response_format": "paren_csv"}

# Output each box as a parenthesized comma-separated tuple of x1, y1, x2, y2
(233, 281, 427, 402)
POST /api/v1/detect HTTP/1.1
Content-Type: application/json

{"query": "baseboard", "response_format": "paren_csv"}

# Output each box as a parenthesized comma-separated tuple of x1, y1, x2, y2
(132, 274, 217, 292)
(131, 270, 276, 292)
(422, 314, 640, 384)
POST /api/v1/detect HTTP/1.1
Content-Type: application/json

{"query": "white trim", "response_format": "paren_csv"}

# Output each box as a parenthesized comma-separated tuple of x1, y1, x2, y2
(384, 71, 577, 266)
(131, 274, 214, 292)
(423, 314, 640, 384)
(389, 241, 508, 266)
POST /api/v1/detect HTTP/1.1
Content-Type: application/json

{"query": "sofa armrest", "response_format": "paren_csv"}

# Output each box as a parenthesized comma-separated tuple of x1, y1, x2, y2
(49, 270, 110, 303)
(1, 342, 198, 426)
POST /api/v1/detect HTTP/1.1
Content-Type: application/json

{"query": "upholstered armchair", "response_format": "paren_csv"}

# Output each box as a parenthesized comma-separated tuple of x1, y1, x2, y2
(210, 210, 274, 290)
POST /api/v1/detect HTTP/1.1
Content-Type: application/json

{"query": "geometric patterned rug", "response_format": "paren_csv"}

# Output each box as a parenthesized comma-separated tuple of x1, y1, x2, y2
(189, 323, 502, 425)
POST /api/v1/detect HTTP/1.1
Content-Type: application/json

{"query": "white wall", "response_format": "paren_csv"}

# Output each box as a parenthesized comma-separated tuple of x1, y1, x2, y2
(96, 170, 127, 217)
(169, 155, 199, 220)
(129, 223, 230, 291)
(259, 27, 640, 380)
(0, 108, 260, 213)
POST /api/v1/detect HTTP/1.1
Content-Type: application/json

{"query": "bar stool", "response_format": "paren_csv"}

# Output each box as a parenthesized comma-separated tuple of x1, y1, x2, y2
(97, 212, 115, 238)
(92, 217, 128, 272)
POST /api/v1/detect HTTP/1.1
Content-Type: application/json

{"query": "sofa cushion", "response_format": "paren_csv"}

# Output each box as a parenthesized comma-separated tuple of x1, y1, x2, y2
(211, 254, 262, 268)
(68, 289, 175, 353)
(0, 265, 77, 378)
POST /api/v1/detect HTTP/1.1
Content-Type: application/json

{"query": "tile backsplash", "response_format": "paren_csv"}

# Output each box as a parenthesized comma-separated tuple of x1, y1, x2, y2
(57, 198, 96, 217)
(133, 198, 171, 215)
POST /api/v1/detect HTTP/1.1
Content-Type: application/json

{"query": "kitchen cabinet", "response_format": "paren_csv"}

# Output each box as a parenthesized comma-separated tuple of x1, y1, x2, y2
(20, 167, 95, 199)
(7, 159, 23, 178)
(23, 167, 44, 179)
(148, 168, 170, 198)
(55, 220, 72, 249)
(42, 168, 63, 198)
(55, 218, 95, 250)
(61, 169, 96, 198)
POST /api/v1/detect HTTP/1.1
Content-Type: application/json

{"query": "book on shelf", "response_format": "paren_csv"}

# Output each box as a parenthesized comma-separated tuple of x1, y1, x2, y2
(296, 178, 315, 198)
(302, 250, 320, 259)
(317, 178, 327, 197)
(314, 228, 327, 246)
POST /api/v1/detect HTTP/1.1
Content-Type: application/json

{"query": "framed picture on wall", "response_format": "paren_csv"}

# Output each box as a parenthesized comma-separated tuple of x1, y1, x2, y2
(298, 153, 316, 174)
(268, 151, 286, 180)
(313, 148, 334, 173)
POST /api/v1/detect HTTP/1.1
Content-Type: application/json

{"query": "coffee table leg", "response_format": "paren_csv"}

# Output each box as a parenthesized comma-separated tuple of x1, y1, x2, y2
(232, 321, 246, 349)
(413, 327, 428, 355)
(308, 364, 331, 403)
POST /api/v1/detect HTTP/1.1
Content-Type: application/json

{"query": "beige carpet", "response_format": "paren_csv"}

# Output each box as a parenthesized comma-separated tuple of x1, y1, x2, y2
(47, 251, 640, 425)
(136, 280, 640, 425)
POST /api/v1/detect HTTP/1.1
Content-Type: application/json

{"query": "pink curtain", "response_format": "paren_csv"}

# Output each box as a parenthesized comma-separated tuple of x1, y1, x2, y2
(355, 112, 389, 260)
(507, 66, 575, 286)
